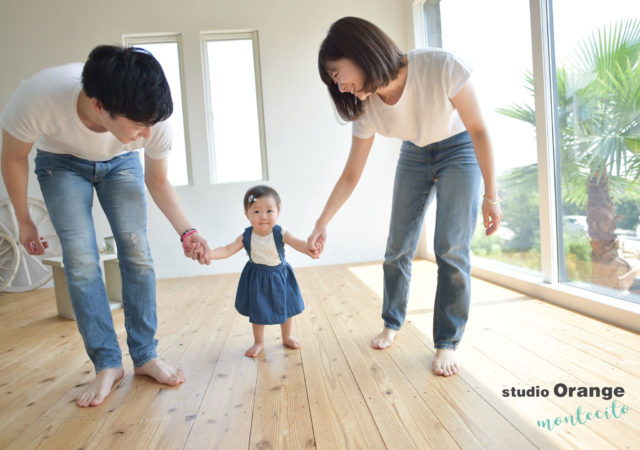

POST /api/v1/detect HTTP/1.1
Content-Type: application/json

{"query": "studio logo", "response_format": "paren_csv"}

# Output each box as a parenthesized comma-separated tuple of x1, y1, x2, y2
(502, 383, 631, 431)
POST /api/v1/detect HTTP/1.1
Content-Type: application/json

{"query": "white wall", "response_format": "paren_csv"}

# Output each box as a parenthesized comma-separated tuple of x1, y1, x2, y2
(0, 0, 412, 279)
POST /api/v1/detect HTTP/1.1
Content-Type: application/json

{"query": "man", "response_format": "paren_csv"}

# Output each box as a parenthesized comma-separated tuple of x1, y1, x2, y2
(1, 45, 210, 407)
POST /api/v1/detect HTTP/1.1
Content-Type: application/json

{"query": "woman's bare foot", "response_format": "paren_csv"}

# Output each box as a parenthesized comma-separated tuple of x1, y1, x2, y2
(371, 328, 396, 349)
(76, 367, 124, 408)
(245, 342, 264, 358)
(134, 358, 186, 385)
(432, 349, 459, 377)
(283, 336, 302, 349)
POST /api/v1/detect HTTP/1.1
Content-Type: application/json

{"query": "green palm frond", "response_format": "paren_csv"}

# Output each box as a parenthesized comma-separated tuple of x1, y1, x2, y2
(498, 18, 640, 205)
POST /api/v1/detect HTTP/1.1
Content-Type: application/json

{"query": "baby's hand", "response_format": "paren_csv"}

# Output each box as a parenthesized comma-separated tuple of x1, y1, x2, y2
(305, 247, 320, 259)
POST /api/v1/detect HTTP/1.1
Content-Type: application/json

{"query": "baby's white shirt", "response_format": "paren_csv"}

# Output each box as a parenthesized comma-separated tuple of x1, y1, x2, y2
(250, 229, 285, 266)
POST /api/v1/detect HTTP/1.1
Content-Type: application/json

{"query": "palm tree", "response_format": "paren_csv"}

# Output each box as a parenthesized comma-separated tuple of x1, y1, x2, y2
(499, 19, 640, 290)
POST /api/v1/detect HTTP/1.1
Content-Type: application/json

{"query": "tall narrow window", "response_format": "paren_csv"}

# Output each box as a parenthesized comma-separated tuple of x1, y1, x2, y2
(424, 1, 541, 275)
(123, 34, 190, 186)
(202, 31, 267, 183)
(551, 1, 640, 301)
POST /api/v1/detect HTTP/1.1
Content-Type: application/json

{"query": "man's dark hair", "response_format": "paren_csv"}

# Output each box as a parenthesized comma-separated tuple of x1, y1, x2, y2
(244, 185, 282, 212)
(318, 16, 405, 121)
(82, 45, 173, 124)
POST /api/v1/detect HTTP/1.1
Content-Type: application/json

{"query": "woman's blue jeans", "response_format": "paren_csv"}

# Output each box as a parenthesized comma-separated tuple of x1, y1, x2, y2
(382, 131, 481, 349)
(35, 150, 158, 372)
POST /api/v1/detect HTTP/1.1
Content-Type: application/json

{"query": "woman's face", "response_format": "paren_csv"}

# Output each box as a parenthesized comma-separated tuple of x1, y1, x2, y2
(325, 58, 371, 101)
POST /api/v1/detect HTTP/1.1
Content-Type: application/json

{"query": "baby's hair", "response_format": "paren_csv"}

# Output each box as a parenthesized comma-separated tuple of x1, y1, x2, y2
(243, 185, 282, 212)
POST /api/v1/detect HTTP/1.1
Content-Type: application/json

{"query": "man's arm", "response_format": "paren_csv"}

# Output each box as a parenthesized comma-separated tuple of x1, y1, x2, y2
(1, 129, 47, 254)
(144, 154, 211, 264)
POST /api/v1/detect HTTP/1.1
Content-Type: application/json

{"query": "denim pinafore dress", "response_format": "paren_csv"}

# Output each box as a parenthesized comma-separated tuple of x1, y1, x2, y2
(235, 225, 305, 324)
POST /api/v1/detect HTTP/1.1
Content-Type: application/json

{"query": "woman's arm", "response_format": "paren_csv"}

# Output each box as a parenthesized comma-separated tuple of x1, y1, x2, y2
(208, 235, 244, 260)
(451, 81, 502, 236)
(284, 231, 319, 259)
(307, 134, 375, 253)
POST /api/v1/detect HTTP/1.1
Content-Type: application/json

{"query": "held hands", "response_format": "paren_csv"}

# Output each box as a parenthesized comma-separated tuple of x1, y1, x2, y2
(482, 195, 502, 236)
(306, 225, 326, 257)
(182, 231, 211, 265)
(19, 219, 49, 255)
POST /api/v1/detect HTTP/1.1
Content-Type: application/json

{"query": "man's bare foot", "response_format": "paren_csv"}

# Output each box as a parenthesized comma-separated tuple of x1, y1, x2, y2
(283, 336, 302, 349)
(371, 328, 396, 350)
(432, 349, 459, 377)
(76, 367, 124, 408)
(134, 358, 186, 385)
(245, 342, 264, 358)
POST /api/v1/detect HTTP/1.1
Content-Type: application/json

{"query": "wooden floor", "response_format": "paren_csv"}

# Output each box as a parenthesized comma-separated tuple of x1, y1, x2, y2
(1, 260, 638, 449)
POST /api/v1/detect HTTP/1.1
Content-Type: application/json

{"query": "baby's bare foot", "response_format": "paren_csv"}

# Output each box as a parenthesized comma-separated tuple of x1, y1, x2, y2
(76, 367, 124, 408)
(432, 349, 460, 377)
(283, 336, 302, 349)
(371, 328, 396, 350)
(134, 358, 186, 385)
(245, 342, 264, 358)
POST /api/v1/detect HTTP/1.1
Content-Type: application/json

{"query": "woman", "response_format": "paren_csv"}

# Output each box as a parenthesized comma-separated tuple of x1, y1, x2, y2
(307, 17, 502, 377)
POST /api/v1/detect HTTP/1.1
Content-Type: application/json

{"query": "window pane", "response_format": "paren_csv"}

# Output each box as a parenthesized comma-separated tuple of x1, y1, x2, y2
(436, 1, 541, 274)
(205, 38, 263, 183)
(133, 41, 189, 186)
(551, 1, 640, 302)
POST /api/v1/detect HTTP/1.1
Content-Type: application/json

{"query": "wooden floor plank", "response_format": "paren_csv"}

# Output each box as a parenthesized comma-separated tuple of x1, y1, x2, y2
(313, 266, 460, 449)
(327, 264, 536, 450)
(93, 274, 239, 450)
(249, 324, 315, 448)
(1, 260, 639, 449)
(295, 270, 388, 450)
(184, 312, 257, 449)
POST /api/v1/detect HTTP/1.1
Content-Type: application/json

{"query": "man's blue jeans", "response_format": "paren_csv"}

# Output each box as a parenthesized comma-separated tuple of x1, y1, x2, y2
(382, 131, 481, 349)
(35, 150, 158, 372)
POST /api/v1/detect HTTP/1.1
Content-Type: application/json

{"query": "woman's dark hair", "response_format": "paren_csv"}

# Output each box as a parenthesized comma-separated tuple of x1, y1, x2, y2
(82, 45, 173, 124)
(244, 185, 282, 212)
(318, 16, 405, 121)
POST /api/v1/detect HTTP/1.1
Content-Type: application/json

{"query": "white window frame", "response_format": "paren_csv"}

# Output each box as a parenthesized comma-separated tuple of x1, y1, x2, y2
(123, 33, 192, 185)
(200, 30, 268, 184)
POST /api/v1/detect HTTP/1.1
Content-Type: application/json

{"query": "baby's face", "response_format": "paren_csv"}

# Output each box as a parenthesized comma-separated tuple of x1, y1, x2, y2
(245, 195, 279, 236)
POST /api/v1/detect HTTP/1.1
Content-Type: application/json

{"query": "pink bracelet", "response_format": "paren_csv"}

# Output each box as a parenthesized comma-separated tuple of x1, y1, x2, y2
(180, 229, 197, 242)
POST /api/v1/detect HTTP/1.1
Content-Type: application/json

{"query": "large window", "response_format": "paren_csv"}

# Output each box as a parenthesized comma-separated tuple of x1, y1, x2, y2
(123, 34, 190, 186)
(419, 1, 640, 305)
(551, 1, 640, 301)
(201, 31, 267, 184)
(422, 0, 541, 275)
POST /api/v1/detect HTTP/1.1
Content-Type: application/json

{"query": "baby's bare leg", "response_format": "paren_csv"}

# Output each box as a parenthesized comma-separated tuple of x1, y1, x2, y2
(76, 366, 125, 408)
(281, 317, 302, 349)
(245, 323, 265, 358)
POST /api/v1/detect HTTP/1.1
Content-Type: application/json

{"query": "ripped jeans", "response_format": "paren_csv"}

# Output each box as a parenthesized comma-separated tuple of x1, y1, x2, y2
(35, 150, 158, 372)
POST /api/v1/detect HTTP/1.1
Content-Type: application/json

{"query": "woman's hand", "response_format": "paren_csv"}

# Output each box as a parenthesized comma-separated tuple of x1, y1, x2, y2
(307, 224, 327, 256)
(482, 196, 502, 236)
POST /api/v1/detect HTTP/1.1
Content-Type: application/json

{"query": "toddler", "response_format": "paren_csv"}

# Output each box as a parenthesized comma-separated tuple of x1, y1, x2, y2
(208, 185, 317, 357)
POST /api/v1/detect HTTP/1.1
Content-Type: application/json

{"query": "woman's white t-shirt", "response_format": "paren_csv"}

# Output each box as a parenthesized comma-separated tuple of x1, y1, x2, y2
(0, 63, 172, 161)
(352, 48, 472, 147)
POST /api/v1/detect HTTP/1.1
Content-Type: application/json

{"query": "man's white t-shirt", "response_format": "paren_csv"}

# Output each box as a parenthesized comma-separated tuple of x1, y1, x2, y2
(0, 63, 172, 161)
(352, 48, 472, 147)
